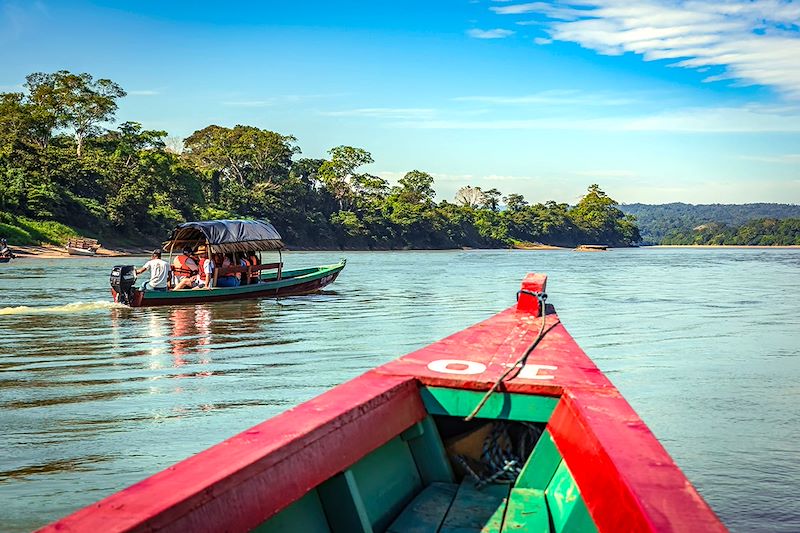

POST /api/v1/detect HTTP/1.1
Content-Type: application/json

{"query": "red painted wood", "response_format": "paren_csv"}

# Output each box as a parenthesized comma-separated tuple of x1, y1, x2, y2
(57, 272, 726, 533)
(548, 389, 726, 533)
(375, 308, 615, 396)
(516, 273, 547, 315)
(37, 373, 425, 533)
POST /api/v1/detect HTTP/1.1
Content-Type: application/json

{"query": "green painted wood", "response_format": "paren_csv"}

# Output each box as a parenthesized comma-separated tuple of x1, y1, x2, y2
(142, 262, 344, 300)
(253, 489, 331, 533)
(387, 482, 458, 533)
(349, 436, 423, 532)
(440, 478, 511, 533)
(559, 497, 597, 533)
(500, 488, 549, 532)
(403, 416, 456, 485)
(420, 387, 558, 423)
(514, 430, 562, 490)
(318, 470, 373, 533)
(544, 461, 598, 533)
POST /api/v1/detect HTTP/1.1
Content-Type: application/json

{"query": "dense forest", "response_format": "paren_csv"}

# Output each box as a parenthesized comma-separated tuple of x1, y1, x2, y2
(659, 218, 800, 245)
(620, 203, 800, 244)
(0, 70, 640, 250)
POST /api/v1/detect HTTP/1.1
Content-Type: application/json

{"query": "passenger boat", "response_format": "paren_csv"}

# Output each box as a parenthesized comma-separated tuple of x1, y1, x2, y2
(574, 244, 608, 252)
(46, 273, 725, 532)
(110, 220, 344, 307)
(66, 237, 100, 256)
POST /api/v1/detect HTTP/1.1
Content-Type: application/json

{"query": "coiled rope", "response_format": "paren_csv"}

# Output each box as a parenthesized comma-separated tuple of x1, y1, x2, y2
(454, 421, 543, 488)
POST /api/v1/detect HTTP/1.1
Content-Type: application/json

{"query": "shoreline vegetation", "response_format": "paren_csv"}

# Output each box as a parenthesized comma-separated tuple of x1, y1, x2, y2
(1, 70, 797, 252)
(10, 242, 800, 261)
(0, 70, 640, 252)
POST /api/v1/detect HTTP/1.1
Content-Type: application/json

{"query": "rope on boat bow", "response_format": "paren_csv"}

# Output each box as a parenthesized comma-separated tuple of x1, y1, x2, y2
(464, 291, 560, 422)
(454, 421, 543, 488)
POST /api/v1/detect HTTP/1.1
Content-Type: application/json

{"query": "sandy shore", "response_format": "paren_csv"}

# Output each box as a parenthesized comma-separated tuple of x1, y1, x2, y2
(8, 244, 148, 259)
(512, 243, 566, 250)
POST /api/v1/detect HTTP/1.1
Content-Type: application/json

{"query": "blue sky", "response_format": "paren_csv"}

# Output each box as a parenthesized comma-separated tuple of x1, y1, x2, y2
(1, 0, 799, 204)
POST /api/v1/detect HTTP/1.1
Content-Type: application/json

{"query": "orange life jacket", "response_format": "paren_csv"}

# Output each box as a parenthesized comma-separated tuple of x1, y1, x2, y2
(248, 255, 260, 280)
(198, 258, 210, 282)
(173, 254, 198, 277)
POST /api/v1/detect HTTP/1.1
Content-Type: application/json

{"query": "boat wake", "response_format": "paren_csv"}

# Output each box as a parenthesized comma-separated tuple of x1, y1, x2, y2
(0, 301, 127, 316)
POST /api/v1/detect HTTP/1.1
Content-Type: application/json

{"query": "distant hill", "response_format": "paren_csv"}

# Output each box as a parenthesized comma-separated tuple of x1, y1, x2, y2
(619, 203, 800, 244)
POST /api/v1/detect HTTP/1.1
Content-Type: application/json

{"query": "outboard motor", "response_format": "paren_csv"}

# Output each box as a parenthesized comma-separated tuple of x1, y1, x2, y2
(110, 265, 136, 305)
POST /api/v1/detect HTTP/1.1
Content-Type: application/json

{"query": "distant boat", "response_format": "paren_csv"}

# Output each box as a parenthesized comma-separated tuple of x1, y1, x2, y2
(110, 219, 345, 307)
(45, 273, 724, 533)
(574, 244, 608, 252)
(66, 237, 100, 256)
(0, 256, 10, 263)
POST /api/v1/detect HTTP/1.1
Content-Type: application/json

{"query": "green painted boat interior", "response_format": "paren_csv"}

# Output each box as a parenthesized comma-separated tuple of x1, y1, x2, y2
(255, 386, 598, 533)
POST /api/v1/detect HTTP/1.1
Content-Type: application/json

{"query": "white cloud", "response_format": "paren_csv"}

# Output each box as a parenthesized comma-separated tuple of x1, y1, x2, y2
(467, 28, 515, 39)
(320, 108, 437, 119)
(389, 104, 800, 133)
(221, 100, 275, 107)
(129, 90, 159, 96)
(453, 89, 636, 106)
(490, 1, 800, 99)
(738, 153, 800, 164)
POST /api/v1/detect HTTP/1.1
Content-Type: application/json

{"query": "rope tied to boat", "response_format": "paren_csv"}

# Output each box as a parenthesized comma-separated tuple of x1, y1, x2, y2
(516, 289, 547, 302)
(464, 291, 560, 422)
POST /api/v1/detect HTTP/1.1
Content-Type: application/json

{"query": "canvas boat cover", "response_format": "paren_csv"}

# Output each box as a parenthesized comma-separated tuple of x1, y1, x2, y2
(164, 220, 284, 254)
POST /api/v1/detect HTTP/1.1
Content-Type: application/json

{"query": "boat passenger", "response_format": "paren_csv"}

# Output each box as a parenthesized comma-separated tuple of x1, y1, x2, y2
(247, 253, 260, 283)
(238, 254, 250, 285)
(136, 249, 169, 291)
(193, 253, 214, 289)
(214, 253, 239, 288)
(173, 247, 199, 290)
(0, 238, 14, 258)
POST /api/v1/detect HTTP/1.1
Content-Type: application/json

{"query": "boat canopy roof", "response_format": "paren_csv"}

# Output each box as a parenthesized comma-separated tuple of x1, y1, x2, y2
(163, 220, 284, 254)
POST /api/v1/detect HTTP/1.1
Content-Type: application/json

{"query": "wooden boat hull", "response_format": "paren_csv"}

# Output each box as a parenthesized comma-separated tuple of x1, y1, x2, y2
(66, 247, 97, 256)
(45, 273, 725, 533)
(112, 261, 345, 307)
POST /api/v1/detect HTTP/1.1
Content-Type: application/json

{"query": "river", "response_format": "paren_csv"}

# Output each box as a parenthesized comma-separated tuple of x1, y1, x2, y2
(1, 248, 798, 532)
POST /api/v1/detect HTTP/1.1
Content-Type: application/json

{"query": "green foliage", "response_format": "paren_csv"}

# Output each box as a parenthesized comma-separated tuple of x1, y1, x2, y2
(662, 218, 800, 246)
(0, 69, 646, 250)
(620, 202, 800, 244)
(0, 211, 78, 245)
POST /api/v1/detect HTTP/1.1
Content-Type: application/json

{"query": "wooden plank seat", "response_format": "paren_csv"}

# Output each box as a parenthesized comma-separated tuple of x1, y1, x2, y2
(387, 479, 514, 533)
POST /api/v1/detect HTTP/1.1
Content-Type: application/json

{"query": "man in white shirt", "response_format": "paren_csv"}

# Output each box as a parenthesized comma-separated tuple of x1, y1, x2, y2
(136, 249, 169, 291)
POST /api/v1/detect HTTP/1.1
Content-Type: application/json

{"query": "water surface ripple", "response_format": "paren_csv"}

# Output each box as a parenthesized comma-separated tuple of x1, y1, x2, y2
(1, 249, 798, 532)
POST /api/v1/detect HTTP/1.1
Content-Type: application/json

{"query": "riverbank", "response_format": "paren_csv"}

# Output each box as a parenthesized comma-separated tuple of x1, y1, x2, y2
(8, 244, 149, 259)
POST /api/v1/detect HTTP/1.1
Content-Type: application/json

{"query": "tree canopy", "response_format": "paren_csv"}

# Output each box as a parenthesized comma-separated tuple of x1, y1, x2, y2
(0, 70, 644, 250)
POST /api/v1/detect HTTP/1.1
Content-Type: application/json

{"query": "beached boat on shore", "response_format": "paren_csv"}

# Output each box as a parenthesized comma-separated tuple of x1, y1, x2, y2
(49, 273, 724, 532)
(66, 237, 100, 256)
(109, 220, 344, 307)
(574, 244, 608, 252)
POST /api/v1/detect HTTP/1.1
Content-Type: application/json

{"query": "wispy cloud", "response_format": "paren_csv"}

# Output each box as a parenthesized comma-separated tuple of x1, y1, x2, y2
(1, 1, 48, 42)
(320, 108, 437, 120)
(738, 153, 800, 164)
(129, 90, 159, 96)
(222, 93, 346, 107)
(222, 100, 275, 107)
(390, 104, 800, 133)
(454, 89, 636, 106)
(467, 28, 515, 39)
(490, 1, 800, 99)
